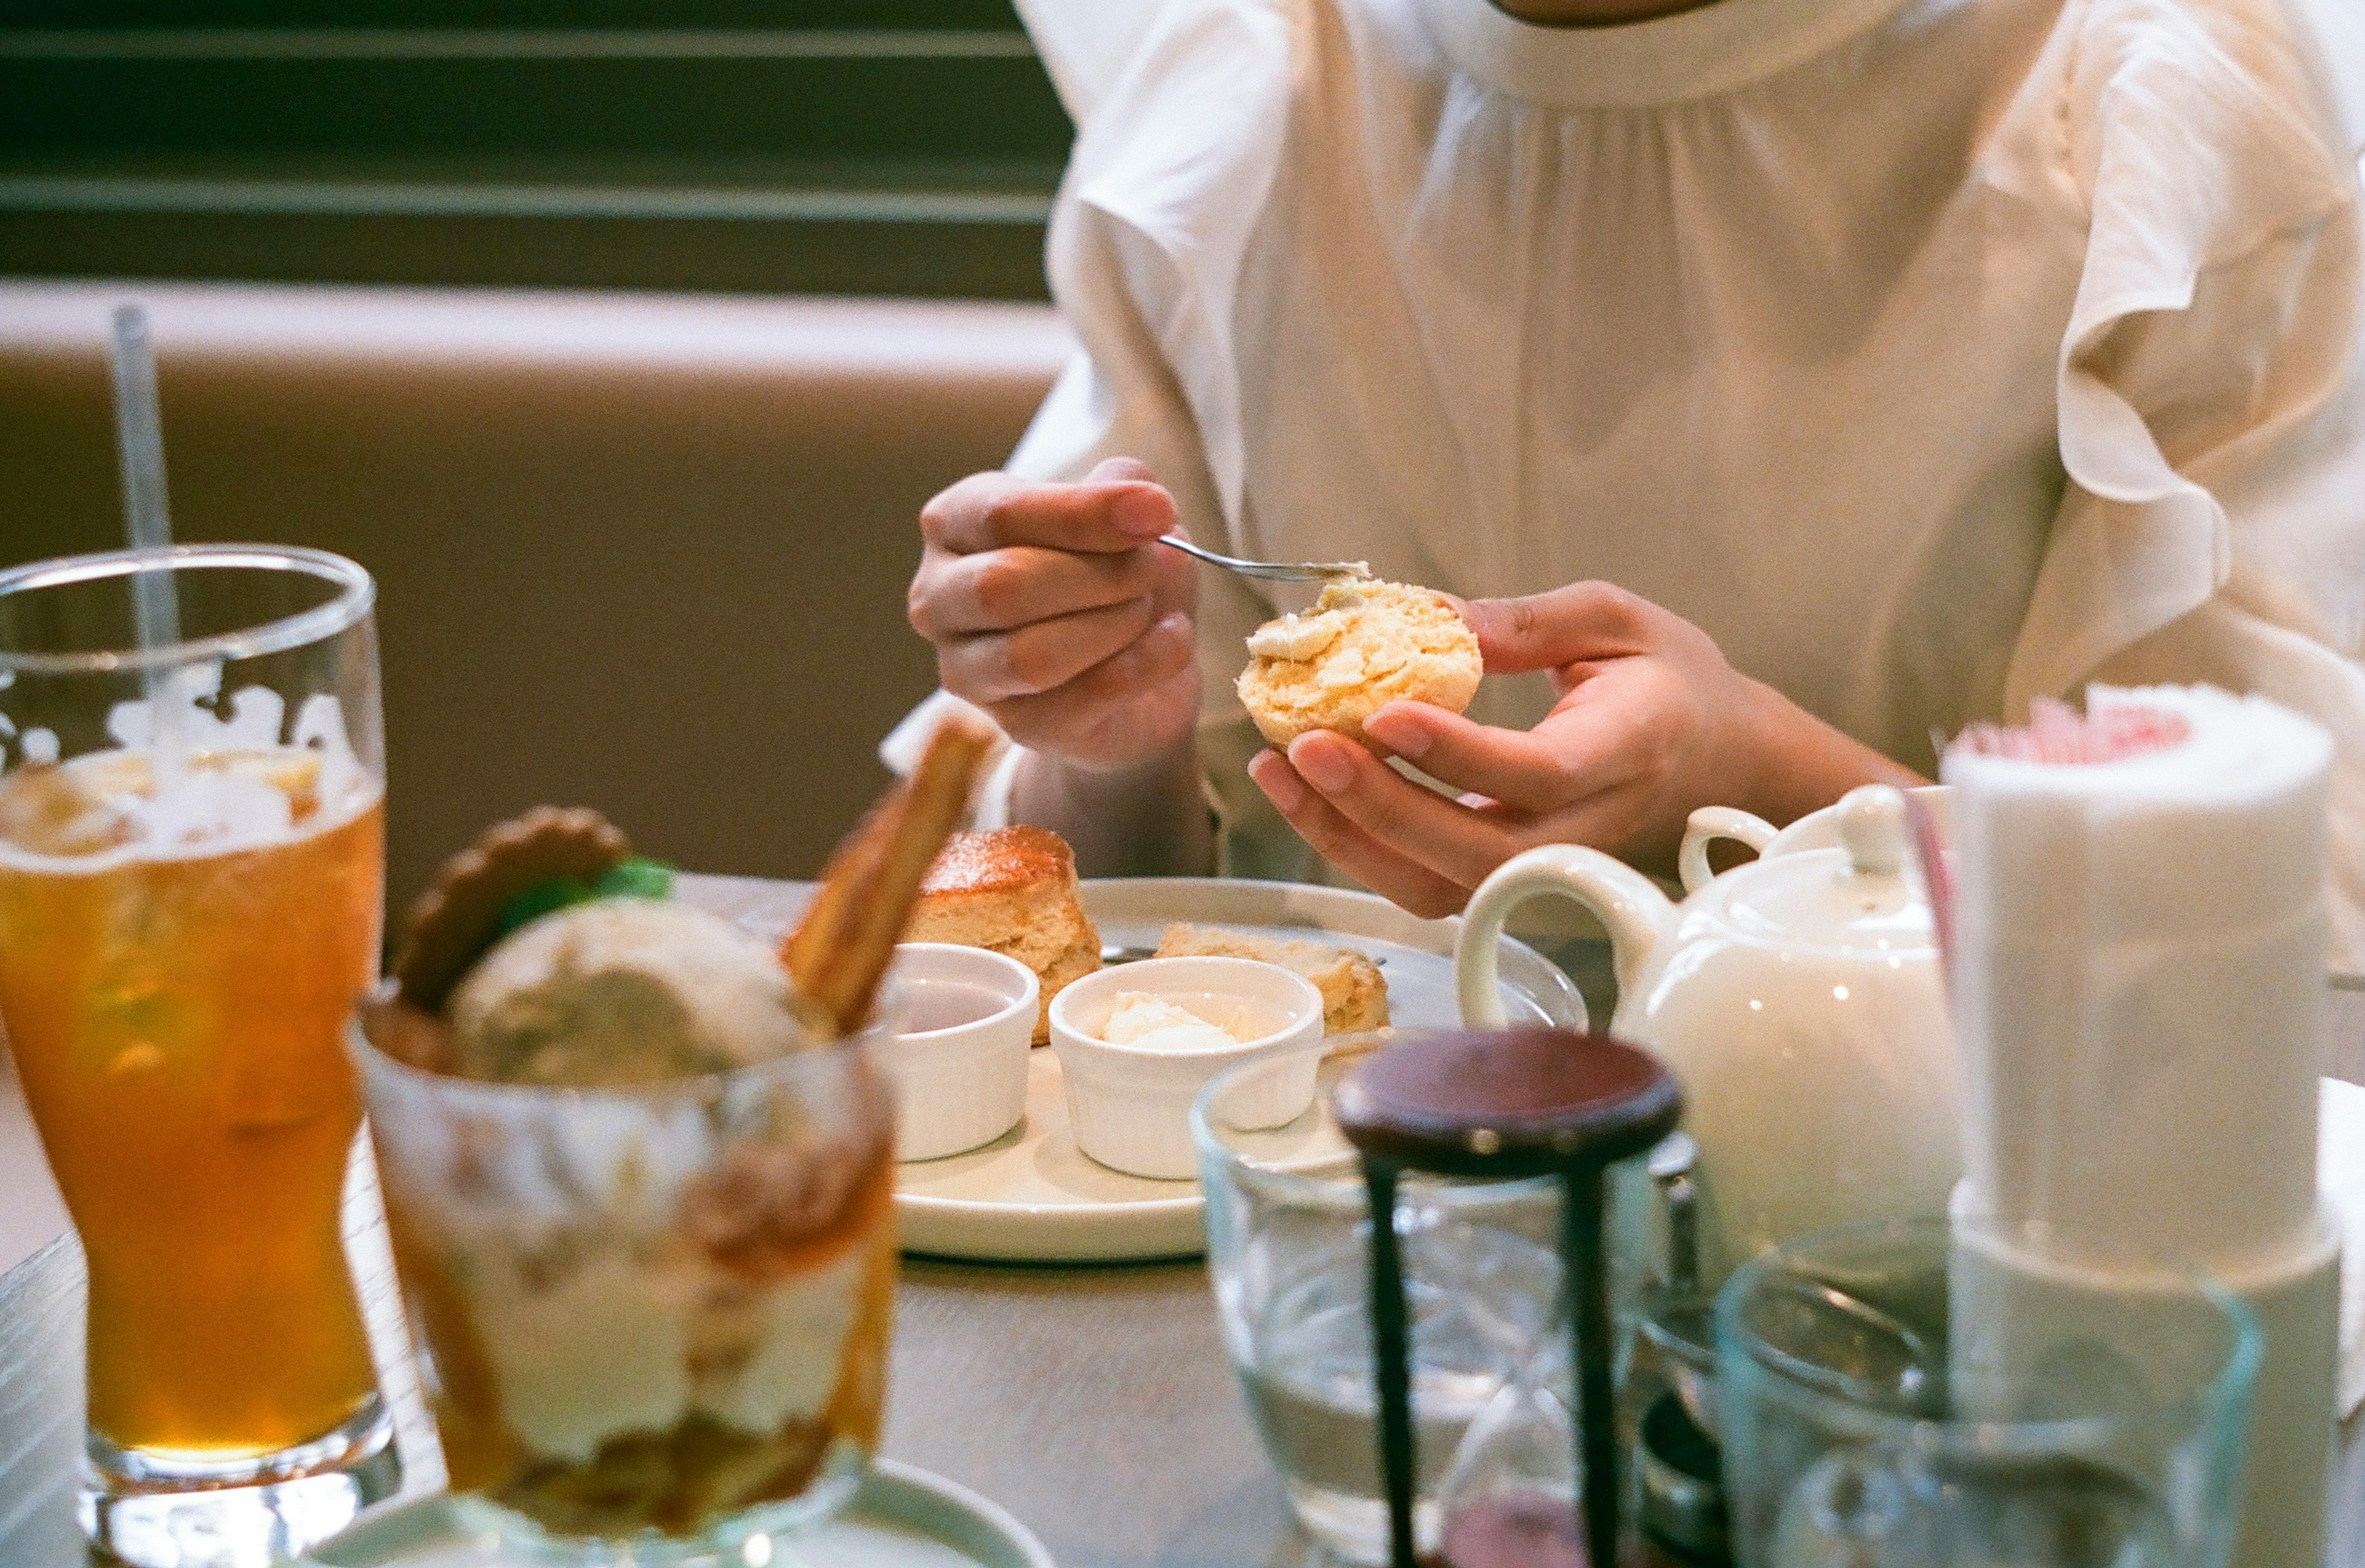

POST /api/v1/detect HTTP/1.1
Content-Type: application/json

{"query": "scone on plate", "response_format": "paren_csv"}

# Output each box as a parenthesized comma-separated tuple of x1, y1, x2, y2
(1237, 578, 1482, 751)
(904, 826, 1101, 1044)
(1154, 923, 1389, 1034)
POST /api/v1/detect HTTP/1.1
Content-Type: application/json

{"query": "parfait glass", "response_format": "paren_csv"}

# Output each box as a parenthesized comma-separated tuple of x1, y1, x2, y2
(0, 544, 395, 1565)
(351, 1003, 900, 1565)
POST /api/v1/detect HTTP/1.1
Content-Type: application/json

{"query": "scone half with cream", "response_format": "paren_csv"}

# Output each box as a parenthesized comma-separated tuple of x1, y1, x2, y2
(1237, 579, 1482, 751)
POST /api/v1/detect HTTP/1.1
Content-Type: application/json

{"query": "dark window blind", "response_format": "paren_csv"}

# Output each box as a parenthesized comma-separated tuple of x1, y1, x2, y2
(0, 1, 1070, 297)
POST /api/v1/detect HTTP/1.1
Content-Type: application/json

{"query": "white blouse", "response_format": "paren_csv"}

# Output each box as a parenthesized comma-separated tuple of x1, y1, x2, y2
(891, 0, 2365, 960)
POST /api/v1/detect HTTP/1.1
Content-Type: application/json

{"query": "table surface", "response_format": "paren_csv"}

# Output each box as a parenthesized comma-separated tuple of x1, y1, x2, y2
(0, 873, 2359, 1568)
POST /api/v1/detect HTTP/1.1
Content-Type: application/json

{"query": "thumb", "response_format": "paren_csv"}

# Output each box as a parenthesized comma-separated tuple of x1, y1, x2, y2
(1458, 581, 1651, 675)
(1086, 456, 1156, 485)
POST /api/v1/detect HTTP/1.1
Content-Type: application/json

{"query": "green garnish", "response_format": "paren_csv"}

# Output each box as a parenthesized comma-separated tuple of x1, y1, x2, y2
(493, 857, 675, 938)
(594, 857, 674, 901)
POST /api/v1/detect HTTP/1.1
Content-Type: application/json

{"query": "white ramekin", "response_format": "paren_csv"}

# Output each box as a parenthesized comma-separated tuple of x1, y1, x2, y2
(1048, 956, 1325, 1179)
(877, 943, 1039, 1162)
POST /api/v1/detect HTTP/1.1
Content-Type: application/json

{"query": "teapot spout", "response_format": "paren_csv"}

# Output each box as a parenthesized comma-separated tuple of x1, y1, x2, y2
(1455, 846, 1680, 1029)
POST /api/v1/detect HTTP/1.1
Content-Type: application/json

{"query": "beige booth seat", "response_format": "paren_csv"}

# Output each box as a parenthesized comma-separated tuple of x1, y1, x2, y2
(0, 280, 1070, 1272)
(0, 279, 1071, 909)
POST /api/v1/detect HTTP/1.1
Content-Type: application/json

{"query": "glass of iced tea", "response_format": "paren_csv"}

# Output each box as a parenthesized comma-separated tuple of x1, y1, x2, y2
(351, 1004, 899, 1563)
(0, 544, 394, 1565)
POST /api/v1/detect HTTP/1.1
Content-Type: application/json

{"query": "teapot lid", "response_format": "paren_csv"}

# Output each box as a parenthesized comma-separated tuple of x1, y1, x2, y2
(1706, 786, 1936, 958)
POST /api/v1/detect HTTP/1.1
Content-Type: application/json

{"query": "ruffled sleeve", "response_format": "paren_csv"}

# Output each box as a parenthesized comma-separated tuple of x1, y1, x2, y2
(1029, 0, 1297, 532)
(891, 0, 1315, 876)
(1013, 1, 1165, 126)
(2007, 0, 2365, 961)
(2284, 0, 2365, 159)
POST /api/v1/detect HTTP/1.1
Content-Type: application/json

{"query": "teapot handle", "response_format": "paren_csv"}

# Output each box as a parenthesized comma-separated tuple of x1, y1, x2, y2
(1677, 807, 1779, 895)
(1455, 845, 1678, 1029)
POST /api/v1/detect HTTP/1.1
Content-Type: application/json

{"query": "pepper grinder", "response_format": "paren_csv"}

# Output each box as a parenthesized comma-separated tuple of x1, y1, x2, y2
(1334, 1028, 1682, 1568)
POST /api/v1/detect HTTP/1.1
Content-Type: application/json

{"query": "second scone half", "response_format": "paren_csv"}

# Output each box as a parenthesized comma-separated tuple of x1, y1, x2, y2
(1237, 579, 1482, 750)
(902, 825, 1101, 1045)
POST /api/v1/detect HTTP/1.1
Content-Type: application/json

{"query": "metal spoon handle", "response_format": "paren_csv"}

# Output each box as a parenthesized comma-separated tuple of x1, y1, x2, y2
(1156, 534, 1370, 583)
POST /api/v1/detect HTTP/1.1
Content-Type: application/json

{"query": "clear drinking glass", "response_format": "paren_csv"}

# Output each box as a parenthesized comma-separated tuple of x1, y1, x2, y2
(0, 544, 395, 1565)
(1715, 1220, 2259, 1568)
(1192, 1043, 1568, 1565)
(352, 1005, 900, 1565)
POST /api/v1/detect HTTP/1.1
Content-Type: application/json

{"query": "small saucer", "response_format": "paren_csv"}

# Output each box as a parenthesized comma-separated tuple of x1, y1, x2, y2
(298, 1460, 1055, 1567)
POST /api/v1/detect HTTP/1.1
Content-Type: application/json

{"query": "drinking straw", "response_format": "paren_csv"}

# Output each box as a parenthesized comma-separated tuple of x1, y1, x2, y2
(109, 303, 180, 656)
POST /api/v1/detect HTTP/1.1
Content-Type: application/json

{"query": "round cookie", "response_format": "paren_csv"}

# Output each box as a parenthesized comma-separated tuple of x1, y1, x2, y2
(392, 805, 631, 1012)
(1236, 578, 1482, 750)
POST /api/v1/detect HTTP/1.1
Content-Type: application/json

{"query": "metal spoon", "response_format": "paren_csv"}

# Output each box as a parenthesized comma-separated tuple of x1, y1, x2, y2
(1158, 535, 1372, 583)
(1103, 941, 1394, 968)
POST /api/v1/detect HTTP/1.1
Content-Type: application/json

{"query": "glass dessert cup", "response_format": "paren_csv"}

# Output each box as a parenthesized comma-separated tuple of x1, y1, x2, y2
(0, 544, 395, 1566)
(1714, 1219, 2259, 1568)
(352, 999, 900, 1565)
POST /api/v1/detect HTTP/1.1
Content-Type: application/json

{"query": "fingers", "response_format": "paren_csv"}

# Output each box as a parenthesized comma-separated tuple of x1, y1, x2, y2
(921, 469, 1176, 556)
(907, 459, 1207, 769)
(912, 545, 1168, 639)
(1279, 732, 1520, 891)
(1361, 701, 1641, 814)
(983, 612, 1198, 750)
(1458, 581, 1656, 675)
(939, 597, 1170, 703)
(1248, 751, 1470, 919)
(1086, 456, 1155, 484)
(1261, 717, 1659, 895)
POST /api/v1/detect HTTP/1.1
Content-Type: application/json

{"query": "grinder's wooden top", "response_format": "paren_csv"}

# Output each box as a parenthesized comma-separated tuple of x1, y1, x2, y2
(1333, 1028, 1681, 1178)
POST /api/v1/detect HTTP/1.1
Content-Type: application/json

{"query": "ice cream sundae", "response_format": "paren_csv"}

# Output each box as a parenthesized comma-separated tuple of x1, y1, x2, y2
(355, 718, 993, 1546)
(448, 899, 809, 1088)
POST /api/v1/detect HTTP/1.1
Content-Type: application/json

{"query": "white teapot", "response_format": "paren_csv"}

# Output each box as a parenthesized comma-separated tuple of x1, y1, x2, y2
(1678, 782, 1949, 874)
(1453, 785, 1958, 1285)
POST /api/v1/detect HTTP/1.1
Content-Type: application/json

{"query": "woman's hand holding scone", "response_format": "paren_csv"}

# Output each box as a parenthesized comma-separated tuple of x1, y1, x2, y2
(1249, 582, 1922, 918)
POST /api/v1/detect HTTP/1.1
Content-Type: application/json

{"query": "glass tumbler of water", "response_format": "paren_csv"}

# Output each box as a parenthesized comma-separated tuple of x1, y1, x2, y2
(1192, 1043, 1566, 1564)
(1714, 1219, 2260, 1568)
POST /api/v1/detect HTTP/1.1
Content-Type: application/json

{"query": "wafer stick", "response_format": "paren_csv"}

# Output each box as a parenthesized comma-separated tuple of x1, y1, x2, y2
(783, 714, 997, 1036)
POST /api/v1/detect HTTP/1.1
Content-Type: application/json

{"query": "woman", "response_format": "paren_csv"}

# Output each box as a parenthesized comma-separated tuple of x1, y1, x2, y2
(895, 0, 2365, 955)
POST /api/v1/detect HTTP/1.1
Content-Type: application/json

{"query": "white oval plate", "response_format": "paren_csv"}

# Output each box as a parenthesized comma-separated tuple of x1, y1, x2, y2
(891, 878, 1585, 1264)
(298, 1458, 1054, 1568)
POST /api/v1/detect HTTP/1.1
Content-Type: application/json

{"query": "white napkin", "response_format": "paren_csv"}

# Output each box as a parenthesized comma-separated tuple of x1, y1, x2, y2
(877, 690, 1024, 829)
(1944, 685, 2332, 1271)
(2324, 1075, 2365, 1420)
